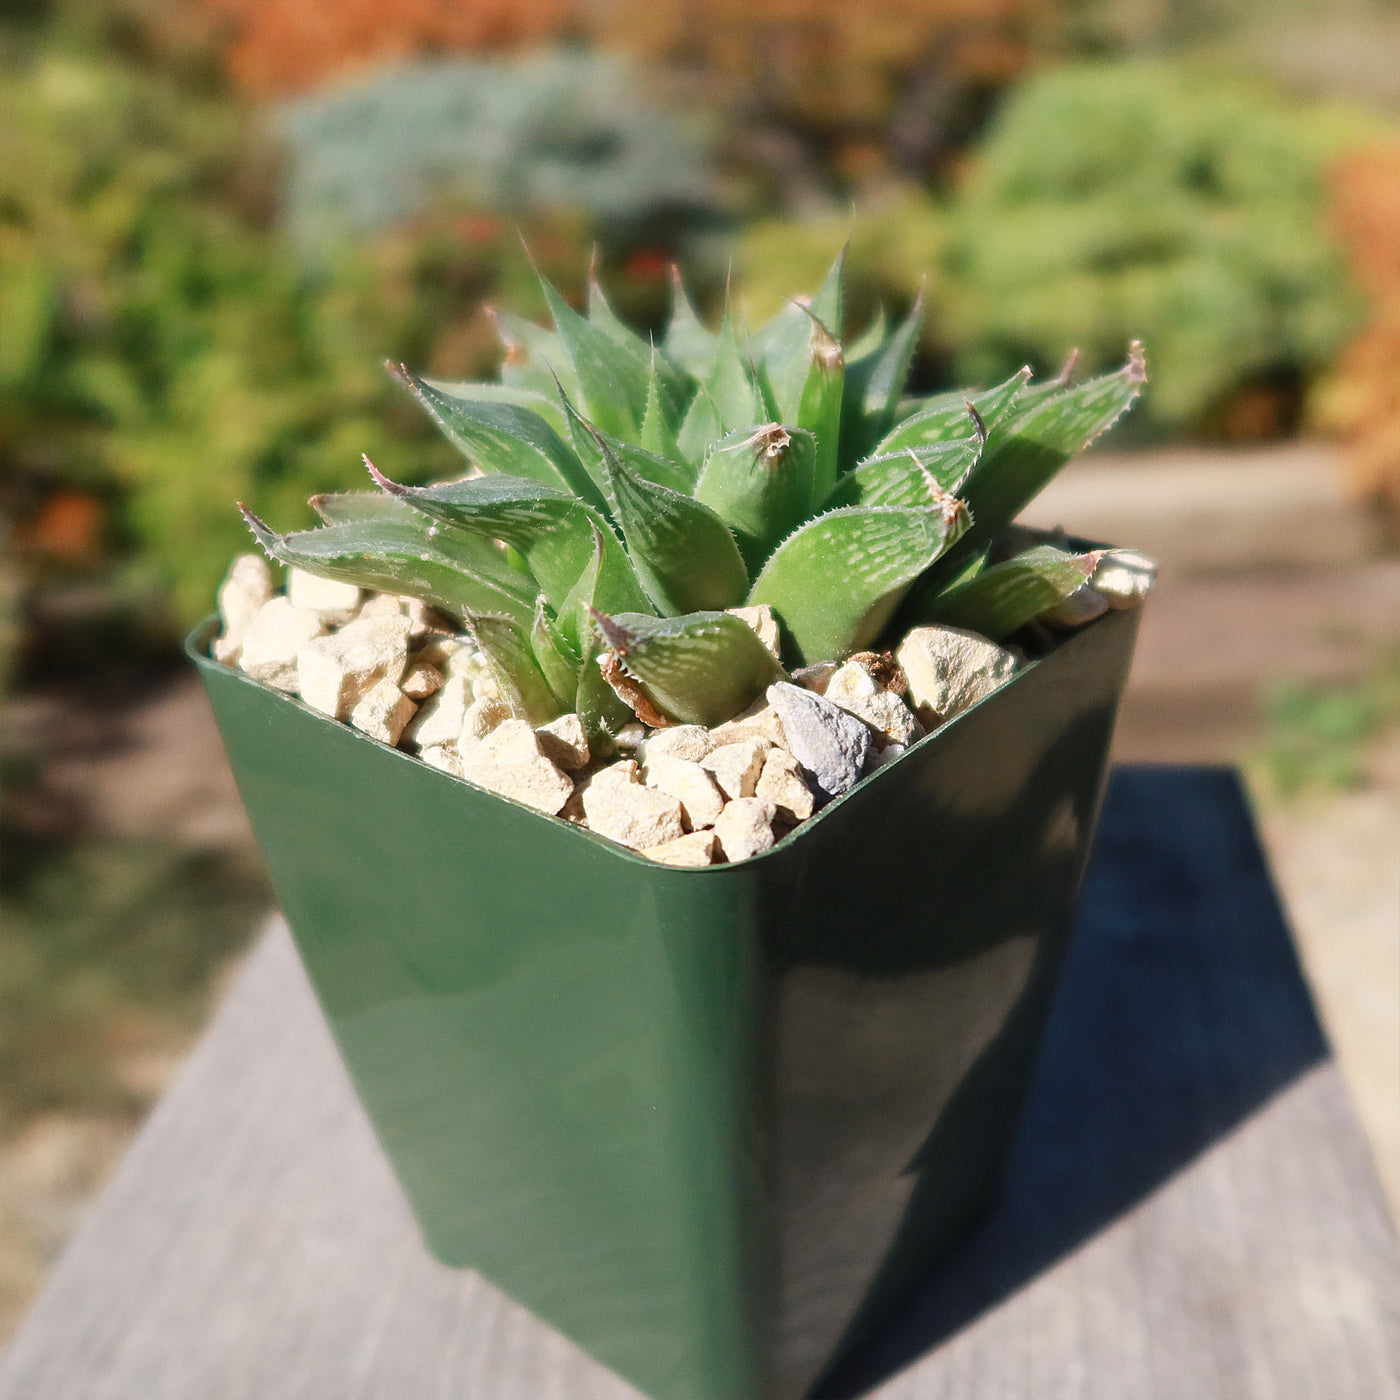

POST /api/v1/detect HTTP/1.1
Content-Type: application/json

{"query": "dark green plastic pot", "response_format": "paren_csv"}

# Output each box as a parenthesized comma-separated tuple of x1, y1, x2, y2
(191, 604, 1140, 1400)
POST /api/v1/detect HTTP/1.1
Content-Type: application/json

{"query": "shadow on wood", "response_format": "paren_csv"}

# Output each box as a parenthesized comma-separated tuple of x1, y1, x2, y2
(819, 765, 1331, 1398)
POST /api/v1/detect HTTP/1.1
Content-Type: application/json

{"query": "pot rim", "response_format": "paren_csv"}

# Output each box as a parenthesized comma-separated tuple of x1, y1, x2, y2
(187, 589, 1115, 872)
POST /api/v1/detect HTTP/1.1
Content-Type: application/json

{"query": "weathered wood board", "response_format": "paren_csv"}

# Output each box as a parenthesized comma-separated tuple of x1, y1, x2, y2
(2, 767, 1398, 1399)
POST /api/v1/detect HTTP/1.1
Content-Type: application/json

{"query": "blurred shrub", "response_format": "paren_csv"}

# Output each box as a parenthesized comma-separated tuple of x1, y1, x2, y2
(1314, 140, 1400, 527)
(733, 63, 1391, 436)
(0, 12, 631, 639)
(275, 53, 723, 252)
(942, 60, 1388, 436)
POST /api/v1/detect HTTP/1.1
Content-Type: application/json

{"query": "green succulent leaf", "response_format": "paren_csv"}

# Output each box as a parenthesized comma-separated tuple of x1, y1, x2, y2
(795, 309, 845, 503)
(558, 389, 694, 504)
(871, 367, 1031, 457)
(586, 261, 635, 345)
(371, 468, 653, 624)
(824, 433, 982, 509)
(309, 491, 425, 526)
(675, 382, 721, 465)
(840, 290, 924, 461)
(938, 540, 992, 592)
(530, 596, 581, 706)
(702, 315, 765, 436)
(556, 520, 607, 657)
(747, 498, 968, 664)
(537, 278, 650, 437)
(250, 255, 1148, 741)
(693, 423, 818, 575)
(843, 303, 888, 362)
(755, 248, 846, 421)
(807, 247, 847, 337)
(389, 365, 606, 513)
(575, 627, 635, 754)
(639, 350, 689, 468)
(593, 609, 784, 727)
(240, 506, 538, 628)
(918, 545, 1102, 641)
(487, 306, 579, 403)
(947, 343, 1147, 567)
(417, 377, 570, 438)
(663, 268, 718, 378)
(590, 427, 750, 616)
(472, 614, 568, 725)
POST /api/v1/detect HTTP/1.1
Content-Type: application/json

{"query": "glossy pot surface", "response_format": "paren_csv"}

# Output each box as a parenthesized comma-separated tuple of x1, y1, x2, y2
(192, 605, 1139, 1400)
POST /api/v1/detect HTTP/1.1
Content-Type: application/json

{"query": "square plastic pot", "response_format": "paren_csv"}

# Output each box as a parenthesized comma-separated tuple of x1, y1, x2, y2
(191, 604, 1140, 1400)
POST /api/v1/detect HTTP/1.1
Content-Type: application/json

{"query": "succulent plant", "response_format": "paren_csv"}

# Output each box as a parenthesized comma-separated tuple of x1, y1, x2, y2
(240, 253, 1145, 748)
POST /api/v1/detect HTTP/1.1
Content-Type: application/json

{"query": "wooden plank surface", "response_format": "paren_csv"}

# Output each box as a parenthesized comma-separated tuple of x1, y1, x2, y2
(2, 766, 1398, 1399)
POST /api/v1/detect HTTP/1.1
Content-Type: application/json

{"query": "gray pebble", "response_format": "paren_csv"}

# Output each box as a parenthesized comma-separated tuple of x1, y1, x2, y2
(765, 682, 870, 806)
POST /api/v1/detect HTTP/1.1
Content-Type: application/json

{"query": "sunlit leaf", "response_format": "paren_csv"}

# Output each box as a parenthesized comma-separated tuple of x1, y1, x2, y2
(747, 497, 968, 664)
(593, 609, 784, 726)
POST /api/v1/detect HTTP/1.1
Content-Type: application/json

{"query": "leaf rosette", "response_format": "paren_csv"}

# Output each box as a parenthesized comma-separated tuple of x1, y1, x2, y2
(243, 253, 1145, 735)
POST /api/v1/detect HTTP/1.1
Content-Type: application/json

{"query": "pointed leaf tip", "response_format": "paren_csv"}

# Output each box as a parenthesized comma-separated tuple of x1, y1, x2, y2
(1048, 348, 1081, 388)
(363, 457, 406, 496)
(238, 504, 279, 560)
(589, 607, 634, 654)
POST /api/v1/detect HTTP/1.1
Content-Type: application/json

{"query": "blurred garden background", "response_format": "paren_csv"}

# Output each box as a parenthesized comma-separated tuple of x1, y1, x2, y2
(2, 0, 1399, 1339)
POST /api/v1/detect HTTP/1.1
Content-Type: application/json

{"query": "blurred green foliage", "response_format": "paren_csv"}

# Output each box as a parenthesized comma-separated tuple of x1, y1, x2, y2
(0, 6, 622, 638)
(0, 22, 429, 626)
(737, 59, 1393, 434)
(1246, 646, 1400, 800)
(944, 60, 1388, 433)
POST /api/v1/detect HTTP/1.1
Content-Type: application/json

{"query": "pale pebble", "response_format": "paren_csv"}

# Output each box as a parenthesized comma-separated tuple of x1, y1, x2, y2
(214, 554, 274, 664)
(286, 567, 361, 621)
(639, 724, 713, 765)
(581, 775, 685, 850)
(765, 682, 869, 804)
(535, 713, 591, 772)
(640, 831, 719, 867)
(713, 798, 777, 862)
(754, 748, 815, 823)
(349, 679, 417, 746)
(1092, 549, 1156, 608)
(707, 698, 787, 749)
(460, 720, 574, 816)
(790, 661, 839, 695)
(726, 603, 782, 659)
(419, 744, 464, 778)
(644, 757, 726, 830)
(356, 593, 405, 620)
(407, 675, 470, 749)
(896, 625, 1018, 728)
(296, 614, 412, 720)
(461, 695, 511, 746)
(238, 597, 326, 692)
(701, 738, 772, 801)
(400, 661, 443, 700)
